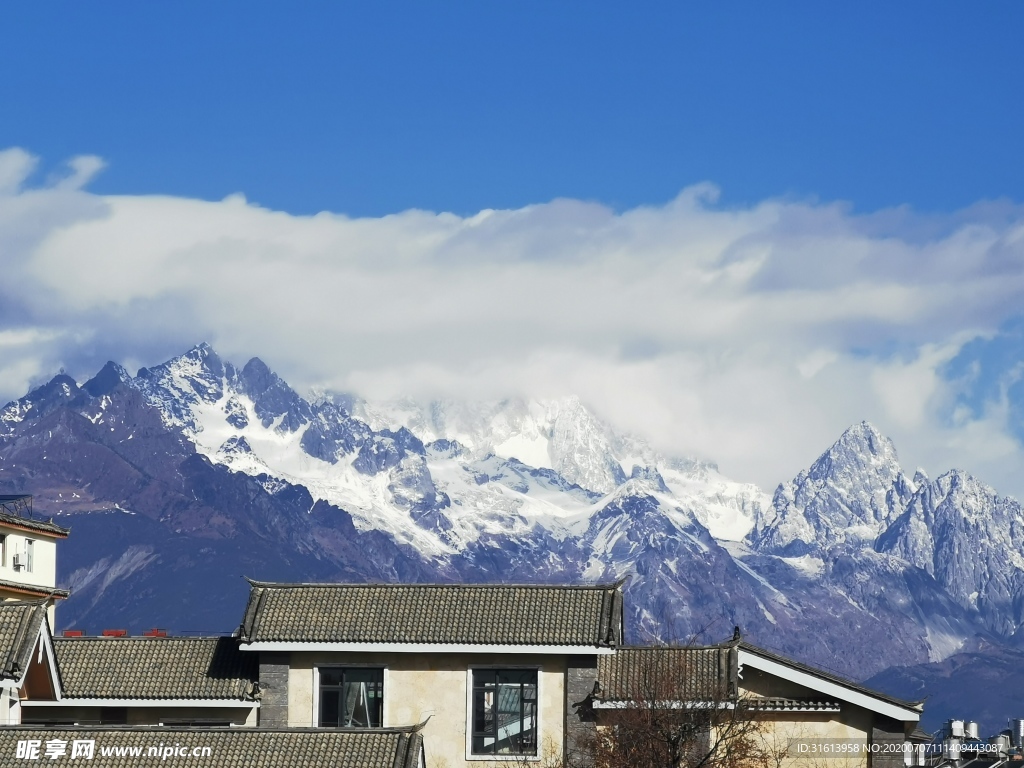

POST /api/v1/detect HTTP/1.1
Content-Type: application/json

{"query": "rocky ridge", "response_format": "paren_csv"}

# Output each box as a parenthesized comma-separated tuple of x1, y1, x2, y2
(1, 344, 1023, 694)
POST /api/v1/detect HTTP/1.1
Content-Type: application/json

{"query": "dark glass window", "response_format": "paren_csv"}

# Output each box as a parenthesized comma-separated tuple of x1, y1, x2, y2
(318, 667, 384, 728)
(99, 707, 128, 725)
(471, 669, 538, 755)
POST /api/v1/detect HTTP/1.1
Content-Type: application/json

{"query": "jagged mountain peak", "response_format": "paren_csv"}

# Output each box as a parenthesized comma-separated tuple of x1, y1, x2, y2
(37, 372, 81, 398)
(136, 342, 233, 388)
(239, 355, 271, 381)
(9, 344, 1024, 699)
(155, 340, 220, 370)
(1, 373, 82, 420)
(548, 397, 625, 494)
(83, 361, 131, 398)
(839, 419, 889, 445)
(749, 420, 912, 555)
(132, 344, 238, 429)
(809, 421, 901, 480)
(235, 356, 310, 431)
(877, 468, 1024, 637)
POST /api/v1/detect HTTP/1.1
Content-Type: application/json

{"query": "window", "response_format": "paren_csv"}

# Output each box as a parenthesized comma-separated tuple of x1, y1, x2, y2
(161, 720, 232, 727)
(0, 535, 5, 567)
(318, 667, 383, 728)
(471, 669, 538, 756)
(100, 707, 128, 725)
(25, 539, 34, 573)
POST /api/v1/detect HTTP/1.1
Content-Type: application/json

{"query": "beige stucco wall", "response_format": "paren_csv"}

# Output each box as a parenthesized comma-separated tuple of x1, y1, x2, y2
(590, 666, 881, 768)
(740, 667, 877, 768)
(593, 705, 874, 768)
(750, 710, 874, 768)
(288, 651, 567, 767)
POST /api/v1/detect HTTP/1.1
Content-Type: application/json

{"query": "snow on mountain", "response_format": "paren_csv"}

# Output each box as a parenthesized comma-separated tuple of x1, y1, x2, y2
(736, 421, 1024, 663)
(0, 373, 84, 437)
(877, 469, 1024, 636)
(350, 392, 765, 541)
(749, 421, 915, 555)
(132, 350, 451, 557)
(117, 345, 762, 559)
(11, 342, 1024, 686)
(352, 395, 625, 490)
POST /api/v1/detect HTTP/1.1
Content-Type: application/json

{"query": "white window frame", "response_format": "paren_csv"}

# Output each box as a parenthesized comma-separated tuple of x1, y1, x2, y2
(465, 665, 542, 762)
(312, 663, 389, 729)
(24, 539, 34, 573)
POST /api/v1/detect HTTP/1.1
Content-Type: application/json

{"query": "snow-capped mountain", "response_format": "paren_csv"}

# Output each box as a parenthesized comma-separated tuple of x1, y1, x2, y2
(877, 470, 1024, 637)
(120, 343, 767, 557)
(749, 422, 915, 555)
(3, 343, 1024, 698)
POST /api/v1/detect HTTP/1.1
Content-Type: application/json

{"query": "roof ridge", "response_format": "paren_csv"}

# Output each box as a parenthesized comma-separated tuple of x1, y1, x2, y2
(0, 578, 71, 599)
(3, 603, 43, 679)
(0, 510, 71, 537)
(0, 597, 51, 608)
(242, 579, 623, 646)
(245, 580, 623, 590)
(737, 641, 923, 710)
(52, 638, 232, 643)
(614, 644, 724, 650)
(0, 725, 426, 734)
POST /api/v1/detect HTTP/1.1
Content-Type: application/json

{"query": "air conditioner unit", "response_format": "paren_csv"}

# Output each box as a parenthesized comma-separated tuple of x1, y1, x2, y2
(12, 554, 24, 569)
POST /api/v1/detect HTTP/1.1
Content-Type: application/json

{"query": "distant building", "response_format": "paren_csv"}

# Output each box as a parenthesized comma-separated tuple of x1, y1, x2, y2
(0, 495, 69, 627)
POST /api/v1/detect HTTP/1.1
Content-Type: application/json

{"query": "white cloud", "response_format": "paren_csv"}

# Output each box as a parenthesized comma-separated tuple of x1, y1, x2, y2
(52, 154, 106, 191)
(3, 148, 1024, 496)
(0, 148, 36, 195)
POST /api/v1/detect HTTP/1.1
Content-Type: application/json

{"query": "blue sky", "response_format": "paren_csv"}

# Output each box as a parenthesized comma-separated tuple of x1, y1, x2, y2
(3, 3, 1022, 216)
(2, 3, 1024, 497)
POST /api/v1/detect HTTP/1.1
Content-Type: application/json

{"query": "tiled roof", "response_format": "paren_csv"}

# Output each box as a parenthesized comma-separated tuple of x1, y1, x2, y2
(737, 641, 924, 711)
(0, 727, 424, 768)
(0, 510, 70, 538)
(0, 578, 70, 600)
(240, 581, 624, 647)
(0, 600, 47, 681)
(595, 646, 733, 702)
(743, 697, 841, 711)
(52, 637, 258, 701)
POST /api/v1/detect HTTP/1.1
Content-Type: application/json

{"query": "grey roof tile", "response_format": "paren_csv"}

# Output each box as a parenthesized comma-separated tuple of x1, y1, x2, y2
(52, 637, 258, 700)
(744, 697, 842, 711)
(0, 578, 70, 599)
(0, 600, 47, 681)
(598, 642, 923, 715)
(0, 510, 70, 538)
(240, 581, 624, 647)
(0, 727, 424, 768)
(596, 647, 732, 702)
(737, 641, 923, 711)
